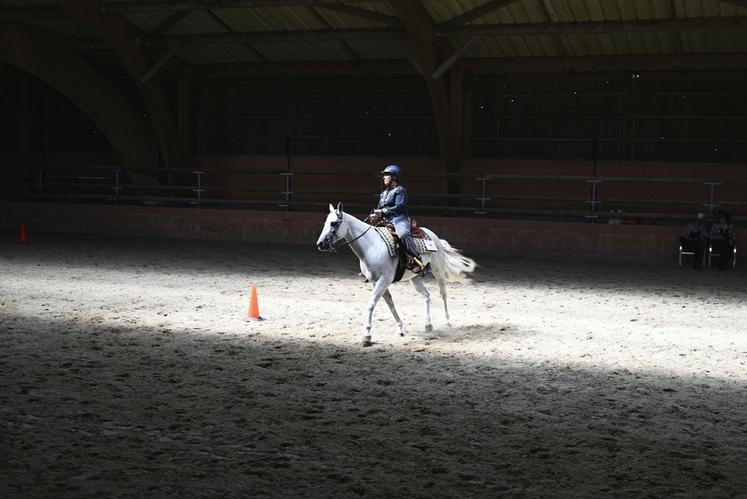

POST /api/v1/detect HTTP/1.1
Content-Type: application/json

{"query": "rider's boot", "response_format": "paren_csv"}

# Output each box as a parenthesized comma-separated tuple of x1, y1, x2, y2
(410, 255, 425, 274)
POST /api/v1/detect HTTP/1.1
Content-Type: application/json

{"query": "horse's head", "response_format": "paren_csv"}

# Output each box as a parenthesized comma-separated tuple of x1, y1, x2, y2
(316, 203, 346, 251)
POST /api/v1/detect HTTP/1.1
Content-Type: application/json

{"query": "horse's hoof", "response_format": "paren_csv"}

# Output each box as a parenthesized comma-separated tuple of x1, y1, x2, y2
(361, 336, 372, 347)
(425, 324, 433, 332)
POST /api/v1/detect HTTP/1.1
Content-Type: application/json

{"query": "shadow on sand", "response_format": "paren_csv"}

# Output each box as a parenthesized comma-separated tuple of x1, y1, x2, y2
(1, 314, 745, 498)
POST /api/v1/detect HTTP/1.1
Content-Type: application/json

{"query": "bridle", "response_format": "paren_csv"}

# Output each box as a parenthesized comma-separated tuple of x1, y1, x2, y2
(321, 212, 373, 252)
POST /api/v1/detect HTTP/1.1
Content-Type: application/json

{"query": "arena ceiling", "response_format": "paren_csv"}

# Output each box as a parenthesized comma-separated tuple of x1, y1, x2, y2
(1, 0, 747, 78)
(2, 0, 747, 176)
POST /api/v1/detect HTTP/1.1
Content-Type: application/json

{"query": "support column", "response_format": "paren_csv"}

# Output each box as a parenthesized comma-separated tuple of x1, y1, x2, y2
(389, 0, 461, 195)
(58, 0, 184, 173)
(178, 75, 191, 157)
(462, 70, 475, 158)
(19, 73, 32, 171)
(0, 22, 157, 177)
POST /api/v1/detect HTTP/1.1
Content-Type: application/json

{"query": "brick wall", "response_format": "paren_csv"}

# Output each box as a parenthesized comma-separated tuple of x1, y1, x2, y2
(4, 201, 743, 263)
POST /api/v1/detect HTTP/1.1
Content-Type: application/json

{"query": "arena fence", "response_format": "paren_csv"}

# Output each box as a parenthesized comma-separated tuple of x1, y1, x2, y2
(2, 165, 745, 226)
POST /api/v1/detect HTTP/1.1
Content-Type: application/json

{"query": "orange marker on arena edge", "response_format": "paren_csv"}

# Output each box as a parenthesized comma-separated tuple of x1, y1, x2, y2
(20, 224, 29, 244)
(245, 284, 263, 321)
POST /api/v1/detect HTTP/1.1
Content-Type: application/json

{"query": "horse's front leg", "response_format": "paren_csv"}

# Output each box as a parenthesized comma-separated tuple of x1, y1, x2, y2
(363, 277, 389, 346)
(381, 289, 405, 337)
(411, 275, 432, 332)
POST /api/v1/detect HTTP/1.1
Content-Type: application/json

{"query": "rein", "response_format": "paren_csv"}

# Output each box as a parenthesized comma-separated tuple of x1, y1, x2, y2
(328, 214, 374, 252)
(331, 224, 373, 251)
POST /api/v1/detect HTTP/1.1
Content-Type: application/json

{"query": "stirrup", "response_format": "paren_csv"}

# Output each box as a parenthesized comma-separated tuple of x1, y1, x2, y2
(411, 256, 425, 273)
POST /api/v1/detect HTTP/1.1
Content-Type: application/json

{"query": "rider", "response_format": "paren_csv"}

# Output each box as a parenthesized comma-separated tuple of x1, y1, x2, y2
(373, 164, 424, 273)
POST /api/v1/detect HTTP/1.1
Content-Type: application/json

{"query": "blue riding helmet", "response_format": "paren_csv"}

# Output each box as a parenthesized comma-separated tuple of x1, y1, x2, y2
(381, 164, 401, 178)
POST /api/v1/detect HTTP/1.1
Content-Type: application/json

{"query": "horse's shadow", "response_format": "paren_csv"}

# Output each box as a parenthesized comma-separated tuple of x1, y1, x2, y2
(408, 322, 535, 343)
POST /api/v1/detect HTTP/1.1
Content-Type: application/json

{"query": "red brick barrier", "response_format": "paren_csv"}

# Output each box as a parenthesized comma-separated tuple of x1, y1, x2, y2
(1, 201, 743, 263)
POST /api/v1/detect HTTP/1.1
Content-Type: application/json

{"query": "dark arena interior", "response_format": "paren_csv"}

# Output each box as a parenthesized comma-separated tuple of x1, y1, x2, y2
(1, 1, 746, 498)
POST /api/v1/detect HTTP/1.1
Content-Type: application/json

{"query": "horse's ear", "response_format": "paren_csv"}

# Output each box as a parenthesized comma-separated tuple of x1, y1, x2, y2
(336, 202, 343, 213)
(328, 203, 335, 212)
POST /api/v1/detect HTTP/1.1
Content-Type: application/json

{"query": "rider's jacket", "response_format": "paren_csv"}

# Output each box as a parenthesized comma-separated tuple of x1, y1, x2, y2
(377, 185, 410, 225)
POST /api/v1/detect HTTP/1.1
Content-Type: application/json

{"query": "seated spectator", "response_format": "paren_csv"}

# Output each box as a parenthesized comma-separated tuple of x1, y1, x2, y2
(710, 210, 737, 270)
(679, 212, 707, 269)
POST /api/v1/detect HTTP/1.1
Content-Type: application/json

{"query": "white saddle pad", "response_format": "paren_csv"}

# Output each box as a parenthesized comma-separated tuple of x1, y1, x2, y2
(374, 227, 436, 257)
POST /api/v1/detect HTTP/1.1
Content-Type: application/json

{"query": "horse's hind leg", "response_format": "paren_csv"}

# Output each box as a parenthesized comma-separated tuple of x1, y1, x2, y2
(381, 289, 405, 337)
(436, 277, 450, 325)
(411, 276, 432, 332)
(363, 277, 389, 346)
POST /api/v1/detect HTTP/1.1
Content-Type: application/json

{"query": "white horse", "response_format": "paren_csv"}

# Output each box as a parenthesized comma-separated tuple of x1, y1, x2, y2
(316, 203, 477, 346)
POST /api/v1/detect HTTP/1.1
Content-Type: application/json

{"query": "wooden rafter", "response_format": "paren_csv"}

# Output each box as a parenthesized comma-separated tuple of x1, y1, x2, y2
(537, 0, 571, 56)
(438, 0, 519, 31)
(100, 0, 386, 13)
(150, 27, 406, 45)
(388, 0, 461, 187)
(466, 53, 747, 73)
(190, 59, 415, 76)
(306, 6, 360, 60)
(188, 53, 747, 77)
(0, 21, 156, 173)
(314, 3, 400, 26)
(142, 15, 747, 47)
(721, 0, 747, 8)
(149, 9, 191, 36)
(58, 0, 183, 171)
(140, 45, 178, 82)
(207, 9, 268, 61)
(438, 16, 747, 36)
(432, 36, 477, 79)
(0, 6, 65, 20)
(666, 0, 686, 54)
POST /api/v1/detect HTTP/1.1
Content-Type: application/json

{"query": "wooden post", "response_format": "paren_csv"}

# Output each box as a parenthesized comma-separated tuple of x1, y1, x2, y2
(19, 73, 33, 172)
(178, 75, 191, 158)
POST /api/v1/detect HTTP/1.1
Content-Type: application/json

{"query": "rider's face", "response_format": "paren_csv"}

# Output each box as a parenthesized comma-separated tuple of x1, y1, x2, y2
(383, 174, 393, 187)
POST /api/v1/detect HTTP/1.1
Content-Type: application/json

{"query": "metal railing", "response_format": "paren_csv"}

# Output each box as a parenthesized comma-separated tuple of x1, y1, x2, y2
(3, 164, 745, 225)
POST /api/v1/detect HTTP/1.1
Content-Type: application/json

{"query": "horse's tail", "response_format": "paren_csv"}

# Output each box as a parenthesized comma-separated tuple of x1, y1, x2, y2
(422, 228, 477, 282)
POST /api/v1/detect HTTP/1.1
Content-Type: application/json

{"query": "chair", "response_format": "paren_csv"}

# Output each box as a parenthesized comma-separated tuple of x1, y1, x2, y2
(677, 241, 705, 268)
(707, 241, 737, 269)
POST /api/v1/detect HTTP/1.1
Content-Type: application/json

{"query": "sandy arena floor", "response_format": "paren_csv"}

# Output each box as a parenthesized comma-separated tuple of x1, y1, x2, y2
(1, 231, 746, 498)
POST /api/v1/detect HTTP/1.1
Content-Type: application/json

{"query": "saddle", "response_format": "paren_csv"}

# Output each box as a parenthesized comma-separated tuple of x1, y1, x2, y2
(365, 214, 426, 280)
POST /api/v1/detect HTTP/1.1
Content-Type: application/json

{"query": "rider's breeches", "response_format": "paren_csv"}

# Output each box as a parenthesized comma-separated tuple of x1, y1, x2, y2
(393, 220, 420, 257)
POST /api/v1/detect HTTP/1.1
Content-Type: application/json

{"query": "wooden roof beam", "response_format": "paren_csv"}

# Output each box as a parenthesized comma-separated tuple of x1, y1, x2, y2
(432, 36, 477, 79)
(388, 0, 462, 187)
(144, 15, 747, 47)
(465, 53, 747, 73)
(150, 27, 406, 45)
(207, 9, 268, 61)
(306, 6, 360, 60)
(100, 0, 385, 13)
(438, 0, 519, 31)
(189, 59, 415, 77)
(59, 0, 183, 171)
(187, 53, 747, 77)
(0, 22, 157, 174)
(314, 3, 400, 26)
(537, 0, 571, 56)
(148, 10, 191, 37)
(140, 45, 178, 83)
(721, 0, 747, 8)
(438, 16, 747, 36)
(0, 6, 66, 21)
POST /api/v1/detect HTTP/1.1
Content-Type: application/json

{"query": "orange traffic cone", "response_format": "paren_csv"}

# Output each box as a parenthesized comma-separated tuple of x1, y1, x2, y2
(245, 284, 263, 321)
(20, 224, 28, 244)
